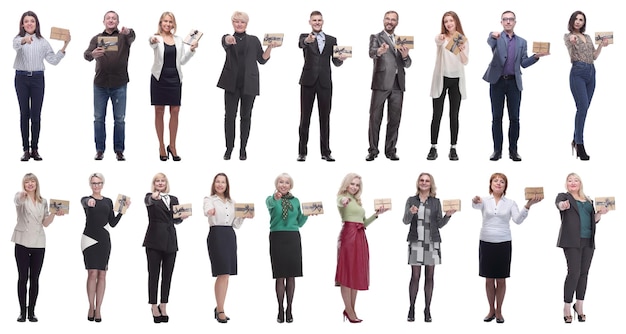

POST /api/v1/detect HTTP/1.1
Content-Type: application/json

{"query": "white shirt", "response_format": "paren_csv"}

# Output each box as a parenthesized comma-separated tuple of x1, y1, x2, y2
(13, 34, 65, 71)
(203, 195, 243, 228)
(472, 195, 528, 243)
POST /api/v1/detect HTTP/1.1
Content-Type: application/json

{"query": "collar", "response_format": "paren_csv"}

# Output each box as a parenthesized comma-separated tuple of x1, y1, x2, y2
(102, 28, 120, 36)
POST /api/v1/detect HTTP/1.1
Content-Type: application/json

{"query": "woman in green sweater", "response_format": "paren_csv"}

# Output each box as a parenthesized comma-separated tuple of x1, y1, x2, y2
(335, 173, 388, 323)
(266, 173, 308, 323)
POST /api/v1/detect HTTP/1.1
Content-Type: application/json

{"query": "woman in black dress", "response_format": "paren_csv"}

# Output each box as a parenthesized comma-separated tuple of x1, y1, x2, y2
(81, 173, 130, 322)
(143, 172, 189, 323)
(149, 12, 197, 161)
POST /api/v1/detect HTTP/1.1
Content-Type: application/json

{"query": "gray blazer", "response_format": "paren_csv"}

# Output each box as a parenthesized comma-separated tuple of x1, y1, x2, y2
(402, 196, 450, 242)
(368, 31, 411, 91)
(555, 192, 597, 249)
(482, 31, 538, 91)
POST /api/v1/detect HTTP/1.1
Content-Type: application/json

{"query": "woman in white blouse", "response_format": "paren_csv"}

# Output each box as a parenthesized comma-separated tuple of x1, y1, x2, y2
(13, 11, 69, 161)
(204, 173, 252, 323)
(427, 11, 468, 161)
(12, 173, 64, 322)
(471, 173, 542, 323)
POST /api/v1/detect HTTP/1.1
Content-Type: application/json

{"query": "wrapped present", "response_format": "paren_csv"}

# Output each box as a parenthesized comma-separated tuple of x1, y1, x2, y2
(595, 197, 615, 210)
(333, 45, 352, 58)
(172, 204, 192, 219)
(50, 27, 70, 41)
(50, 199, 70, 214)
(114, 194, 130, 215)
(263, 33, 284, 46)
(442, 199, 461, 212)
(532, 41, 550, 53)
(446, 32, 466, 55)
(302, 201, 324, 216)
(97, 36, 119, 51)
(184, 29, 203, 45)
(595, 32, 614, 44)
(374, 198, 392, 210)
(524, 187, 544, 200)
(395, 35, 414, 49)
(235, 203, 255, 218)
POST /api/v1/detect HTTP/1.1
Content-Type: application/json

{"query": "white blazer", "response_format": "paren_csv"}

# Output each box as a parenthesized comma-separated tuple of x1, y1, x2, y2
(12, 193, 49, 248)
(149, 35, 195, 81)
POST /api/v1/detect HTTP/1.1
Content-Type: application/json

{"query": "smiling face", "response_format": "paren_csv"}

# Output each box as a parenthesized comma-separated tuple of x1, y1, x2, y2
(276, 177, 292, 195)
(566, 175, 581, 194)
(490, 177, 506, 196)
(500, 12, 516, 34)
(309, 14, 323, 33)
(22, 15, 37, 34)
(159, 14, 175, 34)
(347, 177, 361, 196)
(154, 175, 168, 192)
(232, 18, 248, 34)
(90, 176, 104, 195)
(103, 11, 119, 32)
(417, 174, 432, 194)
(24, 178, 37, 193)
(443, 15, 456, 34)
(383, 12, 398, 34)
(213, 175, 228, 197)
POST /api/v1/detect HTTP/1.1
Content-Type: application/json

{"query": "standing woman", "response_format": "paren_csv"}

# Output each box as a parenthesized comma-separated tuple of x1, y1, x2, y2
(143, 173, 189, 323)
(427, 11, 468, 161)
(266, 173, 308, 323)
(81, 173, 131, 322)
(335, 173, 388, 323)
(217, 11, 276, 161)
(471, 173, 542, 323)
(12, 173, 64, 322)
(565, 11, 609, 161)
(402, 173, 455, 322)
(150, 12, 197, 161)
(556, 173, 608, 323)
(203, 173, 252, 323)
(13, 11, 70, 161)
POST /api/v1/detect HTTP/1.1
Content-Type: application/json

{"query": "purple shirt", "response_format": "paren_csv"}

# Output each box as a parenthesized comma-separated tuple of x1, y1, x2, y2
(502, 33, 516, 76)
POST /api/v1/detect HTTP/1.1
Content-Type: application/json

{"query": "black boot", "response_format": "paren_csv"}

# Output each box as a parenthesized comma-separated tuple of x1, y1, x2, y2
(575, 144, 590, 161)
(17, 306, 26, 322)
(27, 305, 38, 322)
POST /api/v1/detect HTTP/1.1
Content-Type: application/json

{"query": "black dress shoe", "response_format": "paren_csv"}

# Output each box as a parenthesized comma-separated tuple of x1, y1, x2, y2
(30, 150, 42, 161)
(223, 149, 232, 160)
(484, 314, 496, 322)
(115, 151, 125, 161)
(496, 318, 505, 323)
(239, 150, 247, 161)
(20, 151, 30, 161)
(94, 151, 104, 160)
(509, 151, 522, 162)
(448, 148, 459, 161)
(297, 155, 306, 162)
(321, 154, 335, 162)
(386, 153, 400, 161)
(426, 147, 438, 160)
(489, 151, 502, 161)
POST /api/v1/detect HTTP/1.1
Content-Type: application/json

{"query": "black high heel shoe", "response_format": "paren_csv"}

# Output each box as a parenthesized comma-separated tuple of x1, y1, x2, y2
(407, 305, 415, 322)
(88, 309, 95, 321)
(424, 309, 432, 323)
(574, 144, 590, 161)
(214, 307, 229, 323)
(152, 306, 162, 323)
(167, 145, 181, 161)
(277, 307, 285, 323)
(94, 310, 102, 323)
(159, 305, 169, 323)
(160, 146, 168, 161)
(286, 307, 293, 323)
(573, 304, 586, 322)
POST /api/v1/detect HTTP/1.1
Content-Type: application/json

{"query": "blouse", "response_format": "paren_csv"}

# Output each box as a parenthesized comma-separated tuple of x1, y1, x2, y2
(12, 193, 50, 248)
(266, 195, 308, 232)
(13, 34, 65, 71)
(430, 34, 469, 99)
(203, 195, 244, 228)
(472, 196, 529, 243)
(337, 194, 377, 227)
(564, 33, 597, 64)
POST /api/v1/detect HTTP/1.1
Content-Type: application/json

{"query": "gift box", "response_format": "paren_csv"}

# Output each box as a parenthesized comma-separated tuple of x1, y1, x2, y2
(374, 198, 392, 210)
(172, 204, 192, 219)
(594, 197, 615, 210)
(442, 199, 461, 212)
(595, 32, 614, 44)
(235, 203, 255, 218)
(50, 199, 70, 214)
(302, 201, 324, 216)
(446, 32, 466, 55)
(97, 36, 119, 51)
(50, 27, 70, 41)
(524, 187, 544, 200)
(532, 41, 550, 53)
(184, 29, 203, 45)
(114, 194, 130, 215)
(263, 33, 284, 46)
(395, 35, 414, 49)
(333, 46, 352, 58)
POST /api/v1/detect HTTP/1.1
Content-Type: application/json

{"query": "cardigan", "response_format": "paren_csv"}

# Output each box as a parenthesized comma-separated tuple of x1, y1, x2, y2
(402, 195, 450, 242)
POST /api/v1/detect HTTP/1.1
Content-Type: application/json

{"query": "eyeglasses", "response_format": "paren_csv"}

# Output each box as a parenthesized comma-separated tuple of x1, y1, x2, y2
(91, 182, 104, 186)
(502, 17, 516, 22)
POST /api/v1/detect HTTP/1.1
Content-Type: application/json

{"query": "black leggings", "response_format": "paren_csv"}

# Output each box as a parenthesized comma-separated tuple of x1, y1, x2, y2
(146, 247, 177, 304)
(431, 77, 461, 145)
(563, 238, 594, 303)
(15, 244, 45, 309)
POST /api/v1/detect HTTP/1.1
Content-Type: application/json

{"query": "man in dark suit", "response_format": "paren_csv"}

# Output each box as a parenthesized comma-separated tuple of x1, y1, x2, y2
(366, 10, 411, 161)
(483, 10, 548, 162)
(297, 11, 346, 162)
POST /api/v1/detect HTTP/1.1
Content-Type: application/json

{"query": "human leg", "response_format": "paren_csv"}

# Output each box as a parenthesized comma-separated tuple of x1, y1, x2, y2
(504, 80, 521, 154)
(86, 269, 98, 320)
(275, 278, 286, 322)
(385, 89, 404, 157)
(168, 106, 181, 157)
(367, 90, 389, 156)
(239, 94, 256, 159)
(408, 265, 422, 321)
(298, 85, 316, 156)
(215, 274, 229, 321)
(447, 78, 462, 145)
(317, 83, 333, 156)
(485, 278, 496, 320)
(26, 247, 45, 322)
(489, 81, 505, 153)
(154, 106, 166, 158)
(94, 270, 107, 320)
(224, 90, 240, 156)
(93, 85, 109, 153)
(110, 85, 127, 153)
(494, 278, 506, 321)
(423, 265, 435, 321)
(15, 244, 30, 321)
(15, 75, 33, 153)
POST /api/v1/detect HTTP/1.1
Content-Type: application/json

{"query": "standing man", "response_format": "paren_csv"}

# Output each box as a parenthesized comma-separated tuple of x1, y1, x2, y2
(366, 10, 411, 161)
(297, 11, 346, 162)
(483, 10, 548, 162)
(84, 11, 135, 161)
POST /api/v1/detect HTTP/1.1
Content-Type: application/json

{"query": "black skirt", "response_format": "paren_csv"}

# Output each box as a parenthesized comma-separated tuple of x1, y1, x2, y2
(150, 69, 181, 106)
(207, 226, 237, 276)
(269, 231, 302, 278)
(479, 240, 512, 278)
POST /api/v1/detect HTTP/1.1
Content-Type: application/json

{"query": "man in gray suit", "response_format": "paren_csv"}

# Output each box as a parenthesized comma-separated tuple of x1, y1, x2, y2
(366, 11, 411, 161)
(483, 11, 548, 162)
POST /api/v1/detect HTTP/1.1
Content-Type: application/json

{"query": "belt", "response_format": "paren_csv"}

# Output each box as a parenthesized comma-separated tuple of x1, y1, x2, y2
(501, 75, 515, 80)
(16, 70, 44, 76)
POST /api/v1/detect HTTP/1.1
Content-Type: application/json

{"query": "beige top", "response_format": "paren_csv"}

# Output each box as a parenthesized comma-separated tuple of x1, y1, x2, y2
(564, 33, 596, 64)
(11, 193, 49, 248)
(430, 34, 469, 99)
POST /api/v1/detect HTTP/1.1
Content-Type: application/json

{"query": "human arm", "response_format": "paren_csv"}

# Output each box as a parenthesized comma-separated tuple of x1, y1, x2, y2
(593, 35, 608, 59)
(434, 198, 453, 229)
(83, 35, 101, 61)
(179, 36, 195, 65)
(44, 38, 67, 65)
(458, 38, 469, 65)
(42, 199, 63, 227)
(487, 31, 499, 50)
(556, 192, 572, 211)
(369, 34, 387, 59)
(402, 197, 416, 225)
(149, 35, 160, 48)
(471, 196, 483, 209)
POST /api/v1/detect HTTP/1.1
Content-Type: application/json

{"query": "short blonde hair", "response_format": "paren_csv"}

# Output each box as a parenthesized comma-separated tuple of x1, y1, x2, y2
(151, 173, 170, 193)
(337, 173, 363, 206)
(89, 173, 105, 186)
(231, 11, 249, 23)
(274, 173, 293, 190)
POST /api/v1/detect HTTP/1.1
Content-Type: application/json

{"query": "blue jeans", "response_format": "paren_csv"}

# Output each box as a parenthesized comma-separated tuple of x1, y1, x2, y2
(94, 85, 127, 152)
(490, 77, 521, 153)
(15, 72, 45, 151)
(569, 62, 596, 144)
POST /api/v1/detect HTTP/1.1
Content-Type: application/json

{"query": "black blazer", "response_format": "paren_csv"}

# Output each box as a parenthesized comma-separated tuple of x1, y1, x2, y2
(143, 193, 182, 253)
(402, 196, 450, 242)
(555, 192, 597, 249)
(298, 33, 342, 88)
(216, 33, 268, 96)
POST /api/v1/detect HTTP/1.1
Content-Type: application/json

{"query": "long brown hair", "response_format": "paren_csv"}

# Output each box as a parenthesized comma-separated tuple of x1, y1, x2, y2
(440, 11, 465, 36)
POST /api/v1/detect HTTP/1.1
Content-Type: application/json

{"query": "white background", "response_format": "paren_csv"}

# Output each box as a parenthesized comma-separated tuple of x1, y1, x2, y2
(2, 0, 622, 333)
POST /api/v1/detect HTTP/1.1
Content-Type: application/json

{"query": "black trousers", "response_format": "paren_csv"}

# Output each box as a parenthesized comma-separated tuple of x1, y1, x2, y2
(146, 247, 177, 304)
(15, 244, 45, 309)
(299, 80, 332, 156)
(563, 238, 594, 303)
(368, 76, 403, 156)
(15, 72, 45, 151)
(431, 77, 461, 145)
(224, 88, 256, 151)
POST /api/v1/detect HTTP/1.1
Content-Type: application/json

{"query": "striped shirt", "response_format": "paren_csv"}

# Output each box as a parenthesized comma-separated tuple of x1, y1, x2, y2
(13, 34, 65, 71)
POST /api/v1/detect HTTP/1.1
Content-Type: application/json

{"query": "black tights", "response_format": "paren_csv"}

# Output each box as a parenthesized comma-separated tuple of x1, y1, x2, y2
(409, 265, 434, 312)
(275, 277, 295, 315)
(15, 244, 45, 314)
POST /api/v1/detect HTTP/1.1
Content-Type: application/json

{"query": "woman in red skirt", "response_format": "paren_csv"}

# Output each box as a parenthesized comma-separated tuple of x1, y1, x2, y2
(335, 173, 388, 323)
